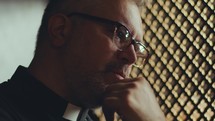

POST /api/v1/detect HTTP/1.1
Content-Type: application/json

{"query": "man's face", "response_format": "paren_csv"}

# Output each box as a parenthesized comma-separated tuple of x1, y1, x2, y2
(62, 0, 143, 108)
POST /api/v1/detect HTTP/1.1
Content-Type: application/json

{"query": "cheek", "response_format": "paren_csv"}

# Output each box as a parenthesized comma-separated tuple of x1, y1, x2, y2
(73, 24, 117, 71)
(84, 36, 116, 70)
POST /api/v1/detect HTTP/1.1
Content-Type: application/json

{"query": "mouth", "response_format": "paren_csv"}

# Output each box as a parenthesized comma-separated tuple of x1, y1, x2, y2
(104, 62, 130, 81)
(112, 71, 126, 80)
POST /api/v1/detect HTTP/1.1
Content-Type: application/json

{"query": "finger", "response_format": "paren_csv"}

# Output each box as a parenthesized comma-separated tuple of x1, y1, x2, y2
(102, 104, 115, 121)
(105, 79, 135, 92)
(103, 97, 125, 121)
(105, 88, 131, 100)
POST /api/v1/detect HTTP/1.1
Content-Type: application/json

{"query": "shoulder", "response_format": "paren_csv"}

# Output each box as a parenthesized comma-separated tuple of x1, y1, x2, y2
(0, 81, 21, 121)
(0, 94, 18, 121)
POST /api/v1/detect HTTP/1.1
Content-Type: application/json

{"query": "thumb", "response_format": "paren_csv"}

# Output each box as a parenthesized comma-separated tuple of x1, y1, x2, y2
(102, 105, 114, 121)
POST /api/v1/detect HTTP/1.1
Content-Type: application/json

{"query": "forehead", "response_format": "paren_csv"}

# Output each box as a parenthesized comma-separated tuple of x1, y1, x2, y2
(82, 0, 143, 38)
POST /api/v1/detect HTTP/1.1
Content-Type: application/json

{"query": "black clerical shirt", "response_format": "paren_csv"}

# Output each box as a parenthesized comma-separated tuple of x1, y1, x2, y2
(0, 66, 97, 121)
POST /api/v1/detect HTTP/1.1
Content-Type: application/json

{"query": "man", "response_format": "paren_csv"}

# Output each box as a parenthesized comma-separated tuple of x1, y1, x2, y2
(0, 0, 165, 121)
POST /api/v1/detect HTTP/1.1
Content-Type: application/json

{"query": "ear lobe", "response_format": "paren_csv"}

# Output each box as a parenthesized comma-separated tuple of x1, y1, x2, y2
(48, 14, 70, 47)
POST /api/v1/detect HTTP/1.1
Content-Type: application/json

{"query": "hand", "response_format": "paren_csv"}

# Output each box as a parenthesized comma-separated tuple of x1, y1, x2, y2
(102, 77, 166, 121)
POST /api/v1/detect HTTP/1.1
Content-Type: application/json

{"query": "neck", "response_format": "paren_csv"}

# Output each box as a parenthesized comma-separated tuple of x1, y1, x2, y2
(28, 56, 70, 101)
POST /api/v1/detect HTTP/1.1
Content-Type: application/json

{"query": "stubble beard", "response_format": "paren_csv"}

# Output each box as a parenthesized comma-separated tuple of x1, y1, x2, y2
(66, 70, 110, 108)
(67, 62, 130, 108)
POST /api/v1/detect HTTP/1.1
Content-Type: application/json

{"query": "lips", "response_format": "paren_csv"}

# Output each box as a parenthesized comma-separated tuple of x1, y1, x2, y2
(105, 63, 130, 80)
(112, 71, 126, 80)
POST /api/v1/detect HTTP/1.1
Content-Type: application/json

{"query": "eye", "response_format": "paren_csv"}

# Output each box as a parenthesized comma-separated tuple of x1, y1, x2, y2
(113, 25, 132, 49)
(116, 26, 130, 42)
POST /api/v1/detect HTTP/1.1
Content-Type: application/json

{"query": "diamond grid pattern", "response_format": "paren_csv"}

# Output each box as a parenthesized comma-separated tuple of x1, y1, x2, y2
(94, 0, 214, 121)
(131, 0, 215, 120)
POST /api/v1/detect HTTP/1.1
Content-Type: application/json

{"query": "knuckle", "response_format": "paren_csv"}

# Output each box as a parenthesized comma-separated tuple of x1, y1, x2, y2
(121, 89, 133, 102)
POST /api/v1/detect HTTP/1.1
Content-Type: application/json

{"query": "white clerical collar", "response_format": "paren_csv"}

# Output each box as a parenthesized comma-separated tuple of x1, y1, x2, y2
(63, 103, 81, 121)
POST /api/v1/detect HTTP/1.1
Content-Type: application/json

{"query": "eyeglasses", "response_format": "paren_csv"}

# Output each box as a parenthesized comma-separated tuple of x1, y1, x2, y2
(67, 12, 149, 68)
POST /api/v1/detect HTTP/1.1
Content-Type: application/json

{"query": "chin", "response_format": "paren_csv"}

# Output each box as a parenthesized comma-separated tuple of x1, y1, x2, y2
(80, 93, 104, 109)
(69, 69, 110, 108)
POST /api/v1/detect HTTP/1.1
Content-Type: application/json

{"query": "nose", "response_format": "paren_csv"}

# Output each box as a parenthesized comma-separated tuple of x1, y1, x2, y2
(117, 45, 137, 65)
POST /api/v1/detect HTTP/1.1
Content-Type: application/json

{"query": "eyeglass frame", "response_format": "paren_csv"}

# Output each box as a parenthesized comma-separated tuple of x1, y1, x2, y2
(67, 12, 149, 67)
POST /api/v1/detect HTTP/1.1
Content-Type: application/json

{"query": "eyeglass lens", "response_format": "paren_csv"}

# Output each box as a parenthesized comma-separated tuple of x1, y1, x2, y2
(113, 25, 149, 68)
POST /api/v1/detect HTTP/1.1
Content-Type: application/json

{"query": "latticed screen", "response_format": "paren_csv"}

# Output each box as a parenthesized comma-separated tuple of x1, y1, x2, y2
(131, 0, 214, 120)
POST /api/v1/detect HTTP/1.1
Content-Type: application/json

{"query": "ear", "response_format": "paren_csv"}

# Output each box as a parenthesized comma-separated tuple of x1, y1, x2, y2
(48, 14, 70, 47)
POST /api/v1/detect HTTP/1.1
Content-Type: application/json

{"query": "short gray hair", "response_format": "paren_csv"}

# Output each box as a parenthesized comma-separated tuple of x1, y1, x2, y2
(35, 0, 147, 55)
